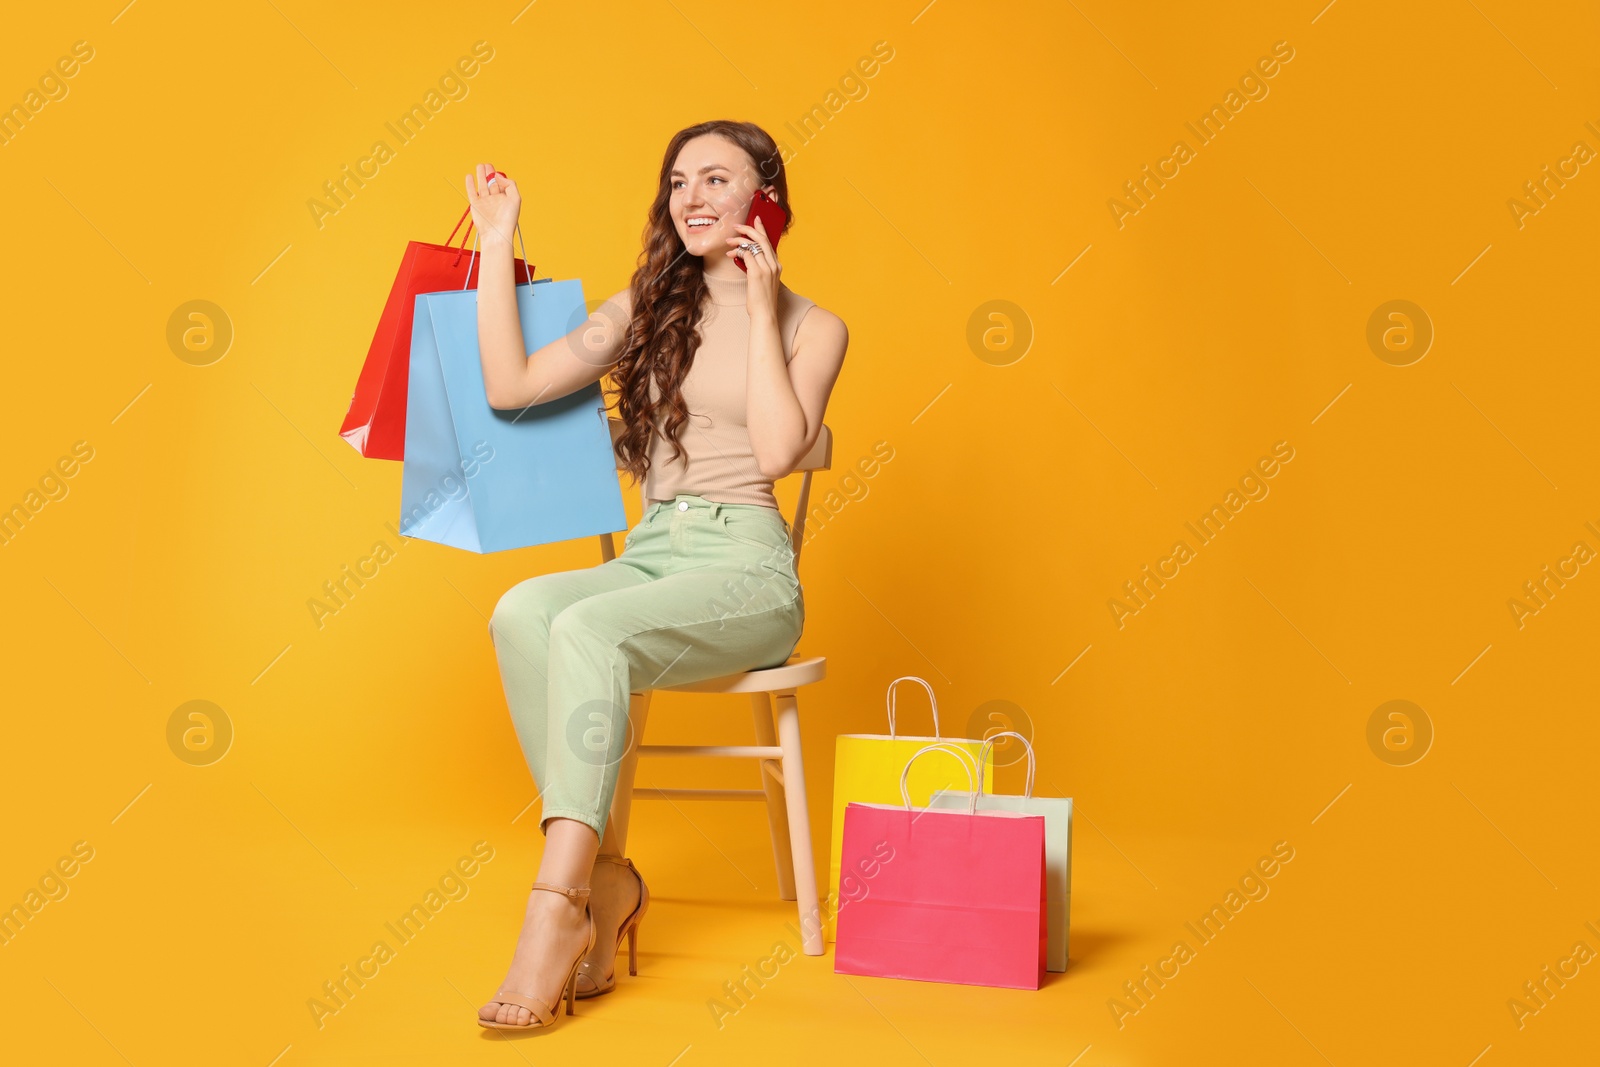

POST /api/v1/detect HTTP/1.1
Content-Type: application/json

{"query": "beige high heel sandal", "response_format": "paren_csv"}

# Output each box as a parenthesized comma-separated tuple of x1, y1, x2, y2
(478, 881, 598, 1031)
(574, 855, 650, 999)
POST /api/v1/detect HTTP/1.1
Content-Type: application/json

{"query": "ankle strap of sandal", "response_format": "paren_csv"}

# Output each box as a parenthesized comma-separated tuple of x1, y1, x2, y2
(531, 881, 591, 902)
(593, 854, 635, 871)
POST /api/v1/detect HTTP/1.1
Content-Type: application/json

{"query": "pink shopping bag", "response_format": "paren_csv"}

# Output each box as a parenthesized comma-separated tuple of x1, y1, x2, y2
(834, 743, 1047, 990)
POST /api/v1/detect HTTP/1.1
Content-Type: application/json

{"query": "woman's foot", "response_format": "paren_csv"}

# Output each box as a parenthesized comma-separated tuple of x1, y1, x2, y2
(479, 884, 594, 1026)
(574, 856, 644, 997)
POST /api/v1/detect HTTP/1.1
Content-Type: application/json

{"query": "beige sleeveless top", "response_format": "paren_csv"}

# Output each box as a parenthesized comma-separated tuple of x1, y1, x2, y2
(619, 272, 816, 511)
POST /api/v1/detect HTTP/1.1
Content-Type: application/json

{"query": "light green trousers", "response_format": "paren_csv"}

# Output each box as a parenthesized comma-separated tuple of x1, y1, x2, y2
(488, 493, 805, 840)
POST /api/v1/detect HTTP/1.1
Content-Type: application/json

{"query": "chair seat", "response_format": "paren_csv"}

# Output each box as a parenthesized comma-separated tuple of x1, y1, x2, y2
(643, 655, 826, 695)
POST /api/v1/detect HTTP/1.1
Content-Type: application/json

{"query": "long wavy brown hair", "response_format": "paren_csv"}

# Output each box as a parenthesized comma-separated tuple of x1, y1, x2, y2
(607, 120, 792, 485)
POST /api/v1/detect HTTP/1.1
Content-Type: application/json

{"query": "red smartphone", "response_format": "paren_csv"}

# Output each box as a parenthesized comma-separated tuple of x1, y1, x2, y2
(735, 189, 789, 272)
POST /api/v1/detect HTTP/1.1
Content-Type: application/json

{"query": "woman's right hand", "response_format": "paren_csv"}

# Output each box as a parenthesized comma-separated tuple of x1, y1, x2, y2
(463, 163, 521, 247)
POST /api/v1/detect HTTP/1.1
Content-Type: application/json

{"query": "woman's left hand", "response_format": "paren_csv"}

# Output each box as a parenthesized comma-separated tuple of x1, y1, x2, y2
(727, 216, 781, 312)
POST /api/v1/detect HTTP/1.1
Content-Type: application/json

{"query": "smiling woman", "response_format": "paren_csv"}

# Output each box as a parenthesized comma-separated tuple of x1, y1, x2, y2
(458, 119, 848, 1032)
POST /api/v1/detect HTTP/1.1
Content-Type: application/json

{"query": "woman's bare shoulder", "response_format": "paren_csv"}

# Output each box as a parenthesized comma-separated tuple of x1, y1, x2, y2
(790, 294, 847, 360)
(780, 283, 843, 328)
(793, 294, 845, 337)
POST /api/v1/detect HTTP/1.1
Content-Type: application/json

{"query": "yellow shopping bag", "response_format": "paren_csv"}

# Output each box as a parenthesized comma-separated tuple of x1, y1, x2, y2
(824, 676, 992, 942)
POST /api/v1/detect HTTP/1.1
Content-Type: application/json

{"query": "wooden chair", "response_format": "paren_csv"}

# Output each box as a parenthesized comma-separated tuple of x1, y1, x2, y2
(596, 417, 831, 955)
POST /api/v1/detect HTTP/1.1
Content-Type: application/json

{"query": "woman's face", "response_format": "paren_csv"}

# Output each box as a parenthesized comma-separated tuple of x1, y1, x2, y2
(668, 134, 776, 258)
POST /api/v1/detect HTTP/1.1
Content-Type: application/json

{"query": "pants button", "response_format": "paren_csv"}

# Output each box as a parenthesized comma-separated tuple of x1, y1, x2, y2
(678, 501, 689, 511)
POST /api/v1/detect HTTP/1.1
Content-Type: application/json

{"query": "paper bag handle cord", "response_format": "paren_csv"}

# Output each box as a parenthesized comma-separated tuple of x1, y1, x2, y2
(461, 214, 534, 291)
(457, 170, 533, 282)
(886, 675, 939, 739)
(974, 730, 1035, 799)
(898, 742, 979, 816)
(446, 205, 474, 257)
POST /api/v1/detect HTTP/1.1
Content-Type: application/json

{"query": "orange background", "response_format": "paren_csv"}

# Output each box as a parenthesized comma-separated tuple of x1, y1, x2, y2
(2, 1, 1597, 1063)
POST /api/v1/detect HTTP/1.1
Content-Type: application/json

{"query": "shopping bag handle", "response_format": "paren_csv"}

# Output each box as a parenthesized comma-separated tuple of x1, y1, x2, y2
(974, 730, 1036, 799)
(445, 170, 497, 264)
(459, 170, 534, 287)
(898, 742, 980, 815)
(446, 167, 513, 259)
(886, 675, 940, 739)
(461, 218, 534, 291)
(445, 205, 475, 262)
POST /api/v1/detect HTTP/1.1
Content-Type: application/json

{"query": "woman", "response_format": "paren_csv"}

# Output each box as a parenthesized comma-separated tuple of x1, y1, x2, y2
(464, 119, 849, 1030)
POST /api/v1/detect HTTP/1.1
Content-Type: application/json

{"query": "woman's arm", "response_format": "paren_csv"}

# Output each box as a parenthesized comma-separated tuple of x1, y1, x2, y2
(729, 217, 849, 477)
(465, 165, 632, 410)
(747, 304, 848, 477)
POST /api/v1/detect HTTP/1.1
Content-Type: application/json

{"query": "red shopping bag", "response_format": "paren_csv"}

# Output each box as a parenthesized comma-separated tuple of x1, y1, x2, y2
(834, 743, 1047, 990)
(339, 193, 532, 459)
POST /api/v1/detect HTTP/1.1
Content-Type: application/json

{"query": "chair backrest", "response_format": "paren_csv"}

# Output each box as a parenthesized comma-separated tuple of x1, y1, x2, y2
(598, 416, 833, 568)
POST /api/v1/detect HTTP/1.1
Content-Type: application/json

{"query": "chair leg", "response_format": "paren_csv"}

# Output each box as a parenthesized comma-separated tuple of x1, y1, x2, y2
(750, 692, 797, 901)
(608, 690, 653, 856)
(773, 688, 822, 956)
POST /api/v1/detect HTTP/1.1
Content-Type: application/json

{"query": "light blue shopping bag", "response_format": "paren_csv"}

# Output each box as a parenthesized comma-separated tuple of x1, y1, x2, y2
(400, 272, 626, 552)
